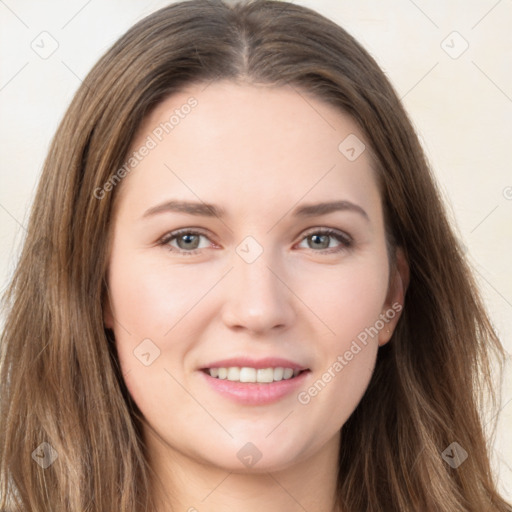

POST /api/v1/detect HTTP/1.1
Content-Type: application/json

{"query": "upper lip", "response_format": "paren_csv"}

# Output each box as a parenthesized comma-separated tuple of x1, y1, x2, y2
(201, 357, 308, 371)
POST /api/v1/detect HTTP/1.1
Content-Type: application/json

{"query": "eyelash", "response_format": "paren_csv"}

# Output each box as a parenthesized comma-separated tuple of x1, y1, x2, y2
(158, 228, 353, 256)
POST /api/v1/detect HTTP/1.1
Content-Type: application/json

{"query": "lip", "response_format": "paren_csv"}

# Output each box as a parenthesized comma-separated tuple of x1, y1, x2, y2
(199, 357, 311, 406)
(200, 370, 310, 405)
(200, 357, 307, 371)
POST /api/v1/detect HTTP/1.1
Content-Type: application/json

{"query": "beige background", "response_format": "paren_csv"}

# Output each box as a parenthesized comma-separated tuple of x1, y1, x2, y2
(1, 0, 510, 499)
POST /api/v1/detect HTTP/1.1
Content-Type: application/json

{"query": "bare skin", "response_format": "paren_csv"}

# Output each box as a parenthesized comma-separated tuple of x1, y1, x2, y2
(104, 80, 408, 512)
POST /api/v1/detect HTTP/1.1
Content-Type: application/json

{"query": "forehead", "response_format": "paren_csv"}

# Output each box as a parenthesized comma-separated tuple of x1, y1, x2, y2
(116, 80, 381, 221)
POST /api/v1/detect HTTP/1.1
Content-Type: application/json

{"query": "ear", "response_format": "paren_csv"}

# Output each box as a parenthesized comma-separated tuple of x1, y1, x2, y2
(378, 247, 409, 347)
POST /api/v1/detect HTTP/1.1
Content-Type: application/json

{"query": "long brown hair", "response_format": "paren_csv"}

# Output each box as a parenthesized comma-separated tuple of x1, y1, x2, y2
(1, 1, 510, 510)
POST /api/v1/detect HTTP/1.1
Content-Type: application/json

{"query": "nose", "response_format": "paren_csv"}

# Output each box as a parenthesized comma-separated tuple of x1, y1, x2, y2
(220, 249, 296, 335)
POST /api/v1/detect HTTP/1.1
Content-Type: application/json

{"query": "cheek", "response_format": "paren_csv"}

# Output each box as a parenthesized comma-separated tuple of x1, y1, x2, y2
(295, 263, 385, 428)
(105, 250, 186, 389)
(107, 250, 223, 405)
(313, 342, 378, 435)
(107, 250, 201, 338)
(295, 255, 389, 342)
(292, 255, 387, 406)
(107, 254, 197, 422)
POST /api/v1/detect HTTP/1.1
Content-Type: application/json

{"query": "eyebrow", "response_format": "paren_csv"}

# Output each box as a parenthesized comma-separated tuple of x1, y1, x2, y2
(142, 199, 369, 221)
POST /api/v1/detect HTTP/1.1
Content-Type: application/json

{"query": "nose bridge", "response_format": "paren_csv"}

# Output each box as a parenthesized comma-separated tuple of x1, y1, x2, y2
(221, 237, 295, 333)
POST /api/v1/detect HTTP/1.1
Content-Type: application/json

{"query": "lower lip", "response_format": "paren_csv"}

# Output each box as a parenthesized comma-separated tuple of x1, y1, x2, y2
(200, 370, 310, 405)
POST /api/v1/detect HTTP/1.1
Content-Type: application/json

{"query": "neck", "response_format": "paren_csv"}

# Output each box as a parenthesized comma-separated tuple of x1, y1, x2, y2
(147, 428, 341, 512)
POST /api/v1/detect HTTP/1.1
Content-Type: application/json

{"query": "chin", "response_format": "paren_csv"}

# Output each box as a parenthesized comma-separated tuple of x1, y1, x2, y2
(197, 433, 315, 473)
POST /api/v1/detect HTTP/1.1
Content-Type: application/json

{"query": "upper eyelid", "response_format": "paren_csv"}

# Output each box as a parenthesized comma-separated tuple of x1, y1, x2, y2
(301, 226, 352, 241)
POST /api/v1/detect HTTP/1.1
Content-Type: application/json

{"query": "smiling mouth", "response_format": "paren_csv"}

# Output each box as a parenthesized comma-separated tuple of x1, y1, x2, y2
(202, 367, 309, 383)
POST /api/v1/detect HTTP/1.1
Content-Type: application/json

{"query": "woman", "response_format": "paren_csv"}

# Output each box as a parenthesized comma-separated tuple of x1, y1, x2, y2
(0, 1, 510, 510)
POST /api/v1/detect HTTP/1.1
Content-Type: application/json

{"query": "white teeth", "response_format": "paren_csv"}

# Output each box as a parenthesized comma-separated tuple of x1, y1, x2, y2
(239, 367, 256, 382)
(273, 367, 284, 381)
(207, 366, 301, 383)
(256, 368, 274, 383)
(227, 367, 240, 381)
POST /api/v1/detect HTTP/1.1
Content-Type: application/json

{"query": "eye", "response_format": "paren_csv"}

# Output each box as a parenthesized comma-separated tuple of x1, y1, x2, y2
(159, 227, 352, 256)
(296, 228, 352, 254)
(159, 229, 213, 256)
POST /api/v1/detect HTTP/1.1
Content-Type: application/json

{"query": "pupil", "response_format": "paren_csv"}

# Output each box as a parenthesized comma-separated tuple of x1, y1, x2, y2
(179, 234, 199, 250)
(311, 234, 329, 249)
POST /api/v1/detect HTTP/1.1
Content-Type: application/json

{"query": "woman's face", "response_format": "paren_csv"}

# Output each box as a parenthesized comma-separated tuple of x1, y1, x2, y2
(104, 81, 406, 472)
